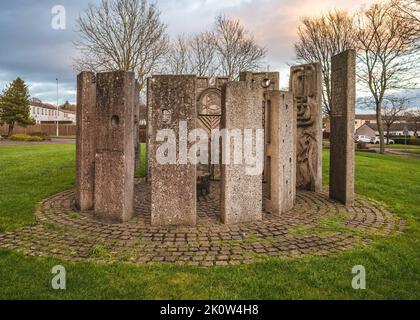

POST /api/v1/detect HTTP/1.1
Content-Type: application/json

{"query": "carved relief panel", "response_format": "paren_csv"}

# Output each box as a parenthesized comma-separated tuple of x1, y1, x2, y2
(290, 63, 322, 192)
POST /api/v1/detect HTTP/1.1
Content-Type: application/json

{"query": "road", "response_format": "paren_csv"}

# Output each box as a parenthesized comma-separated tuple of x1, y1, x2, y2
(370, 146, 420, 159)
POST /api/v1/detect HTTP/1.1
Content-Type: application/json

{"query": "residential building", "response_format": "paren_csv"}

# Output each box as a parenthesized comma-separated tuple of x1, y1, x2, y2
(354, 114, 407, 129)
(29, 99, 76, 124)
(355, 122, 417, 139)
(324, 113, 417, 139)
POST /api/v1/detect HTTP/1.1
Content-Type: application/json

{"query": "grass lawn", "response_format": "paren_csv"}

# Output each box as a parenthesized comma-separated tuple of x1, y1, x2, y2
(0, 144, 76, 231)
(0, 144, 419, 299)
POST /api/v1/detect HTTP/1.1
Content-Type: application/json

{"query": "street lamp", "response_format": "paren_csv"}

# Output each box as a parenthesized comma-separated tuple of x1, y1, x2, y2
(56, 78, 59, 137)
(403, 124, 409, 146)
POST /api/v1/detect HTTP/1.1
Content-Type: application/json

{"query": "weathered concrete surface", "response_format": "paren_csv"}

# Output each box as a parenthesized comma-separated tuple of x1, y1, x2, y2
(290, 63, 323, 192)
(239, 72, 279, 184)
(330, 50, 356, 206)
(264, 91, 296, 215)
(94, 71, 136, 222)
(239, 72, 280, 91)
(148, 75, 197, 226)
(196, 77, 210, 96)
(76, 72, 96, 211)
(215, 77, 229, 89)
(134, 81, 141, 172)
(220, 79, 263, 224)
(146, 80, 152, 183)
(196, 77, 226, 180)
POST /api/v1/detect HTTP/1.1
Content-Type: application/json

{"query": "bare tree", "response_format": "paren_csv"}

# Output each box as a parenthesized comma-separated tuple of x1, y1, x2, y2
(214, 15, 267, 80)
(294, 10, 357, 116)
(74, 0, 169, 92)
(189, 32, 218, 78)
(382, 96, 409, 143)
(165, 35, 192, 75)
(165, 32, 218, 78)
(355, 1, 418, 154)
(165, 16, 265, 80)
(393, 0, 420, 30)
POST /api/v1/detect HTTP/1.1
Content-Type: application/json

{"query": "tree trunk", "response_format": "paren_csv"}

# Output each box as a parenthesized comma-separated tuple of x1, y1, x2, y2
(386, 126, 391, 145)
(7, 122, 14, 137)
(376, 104, 385, 154)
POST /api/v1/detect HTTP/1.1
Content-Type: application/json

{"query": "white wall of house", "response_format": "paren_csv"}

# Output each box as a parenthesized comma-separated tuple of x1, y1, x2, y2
(30, 105, 76, 124)
(380, 130, 415, 137)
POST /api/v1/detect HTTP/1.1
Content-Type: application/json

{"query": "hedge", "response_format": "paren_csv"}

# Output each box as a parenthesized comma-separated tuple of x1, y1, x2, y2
(391, 137, 420, 146)
(9, 134, 43, 142)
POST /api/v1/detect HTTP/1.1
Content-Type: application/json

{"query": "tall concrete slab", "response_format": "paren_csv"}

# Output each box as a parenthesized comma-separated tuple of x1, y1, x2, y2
(196, 77, 209, 97)
(215, 77, 229, 89)
(239, 72, 280, 184)
(239, 72, 280, 92)
(146, 79, 152, 183)
(134, 81, 141, 172)
(148, 75, 197, 227)
(264, 91, 296, 214)
(290, 63, 323, 192)
(94, 71, 136, 222)
(220, 79, 263, 224)
(330, 50, 356, 206)
(76, 72, 96, 211)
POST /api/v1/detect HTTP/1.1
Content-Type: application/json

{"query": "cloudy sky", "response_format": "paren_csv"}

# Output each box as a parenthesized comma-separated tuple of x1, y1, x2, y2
(1, 0, 416, 109)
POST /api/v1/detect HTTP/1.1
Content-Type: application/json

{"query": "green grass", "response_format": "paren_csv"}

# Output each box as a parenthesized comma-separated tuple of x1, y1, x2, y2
(289, 211, 373, 239)
(0, 145, 419, 299)
(0, 144, 75, 231)
(135, 143, 147, 178)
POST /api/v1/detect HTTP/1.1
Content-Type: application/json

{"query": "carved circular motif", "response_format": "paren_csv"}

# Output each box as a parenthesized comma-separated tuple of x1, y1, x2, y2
(197, 88, 222, 116)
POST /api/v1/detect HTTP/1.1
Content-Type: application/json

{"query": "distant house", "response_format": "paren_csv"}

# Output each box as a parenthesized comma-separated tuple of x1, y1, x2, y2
(324, 113, 416, 138)
(29, 99, 76, 124)
(355, 123, 376, 139)
(354, 114, 377, 130)
(356, 122, 417, 138)
(354, 114, 407, 130)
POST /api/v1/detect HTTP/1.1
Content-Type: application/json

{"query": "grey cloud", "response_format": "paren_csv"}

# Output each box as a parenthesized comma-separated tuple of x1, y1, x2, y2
(0, 0, 418, 106)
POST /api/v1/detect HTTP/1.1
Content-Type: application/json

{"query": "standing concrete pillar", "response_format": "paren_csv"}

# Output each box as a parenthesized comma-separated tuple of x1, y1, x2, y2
(94, 71, 136, 222)
(330, 50, 356, 206)
(290, 63, 323, 192)
(134, 81, 141, 172)
(239, 72, 279, 92)
(264, 91, 296, 215)
(148, 75, 197, 226)
(215, 77, 229, 89)
(76, 72, 96, 211)
(146, 79, 153, 183)
(239, 72, 280, 185)
(220, 78, 263, 224)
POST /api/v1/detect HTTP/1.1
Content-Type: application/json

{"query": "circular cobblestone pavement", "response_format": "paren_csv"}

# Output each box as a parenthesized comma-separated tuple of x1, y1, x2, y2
(0, 180, 404, 266)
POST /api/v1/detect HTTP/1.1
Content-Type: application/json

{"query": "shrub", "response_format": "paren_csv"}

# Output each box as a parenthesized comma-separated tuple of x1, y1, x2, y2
(357, 141, 369, 150)
(391, 137, 420, 146)
(28, 132, 50, 140)
(9, 134, 43, 142)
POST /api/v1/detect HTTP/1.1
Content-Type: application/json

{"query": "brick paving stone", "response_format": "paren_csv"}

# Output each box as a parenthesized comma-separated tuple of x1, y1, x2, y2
(0, 181, 401, 267)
